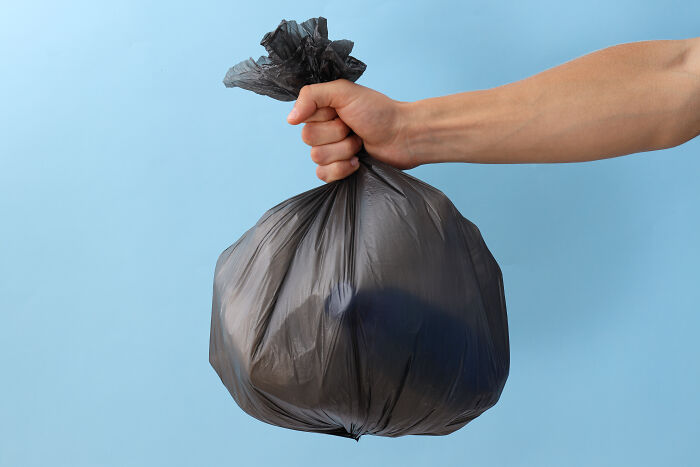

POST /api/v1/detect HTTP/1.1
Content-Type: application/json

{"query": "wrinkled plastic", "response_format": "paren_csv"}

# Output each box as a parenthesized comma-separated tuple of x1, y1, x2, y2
(211, 16, 509, 440)
(223, 17, 366, 101)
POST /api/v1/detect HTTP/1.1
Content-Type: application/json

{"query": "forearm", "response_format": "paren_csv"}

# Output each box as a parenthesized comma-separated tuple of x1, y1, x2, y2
(402, 38, 700, 165)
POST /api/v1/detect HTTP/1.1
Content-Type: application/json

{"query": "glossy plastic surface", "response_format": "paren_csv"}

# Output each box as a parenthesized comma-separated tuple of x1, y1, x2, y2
(211, 17, 509, 440)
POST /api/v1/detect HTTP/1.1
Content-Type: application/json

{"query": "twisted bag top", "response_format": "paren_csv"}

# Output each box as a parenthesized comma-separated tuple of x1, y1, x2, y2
(223, 16, 366, 100)
(211, 16, 509, 440)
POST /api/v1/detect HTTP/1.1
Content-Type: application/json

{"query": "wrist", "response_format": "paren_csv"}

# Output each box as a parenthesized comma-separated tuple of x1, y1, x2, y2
(398, 92, 490, 166)
(398, 87, 521, 166)
(396, 98, 441, 167)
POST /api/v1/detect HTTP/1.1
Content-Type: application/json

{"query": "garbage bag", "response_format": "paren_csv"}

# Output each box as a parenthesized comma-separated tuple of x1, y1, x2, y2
(210, 16, 509, 440)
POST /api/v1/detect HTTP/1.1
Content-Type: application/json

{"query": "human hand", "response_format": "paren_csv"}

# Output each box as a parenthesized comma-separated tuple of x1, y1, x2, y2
(287, 79, 417, 182)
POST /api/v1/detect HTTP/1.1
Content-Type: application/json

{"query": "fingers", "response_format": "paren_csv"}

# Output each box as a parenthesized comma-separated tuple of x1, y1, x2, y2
(304, 106, 337, 122)
(287, 80, 355, 125)
(284, 80, 363, 182)
(316, 156, 360, 183)
(302, 117, 351, 146)
(310, 134, 363, 165)
(313, 134, 363, 182)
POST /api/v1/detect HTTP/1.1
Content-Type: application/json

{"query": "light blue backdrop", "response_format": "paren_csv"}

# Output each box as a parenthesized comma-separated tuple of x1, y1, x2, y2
(1, 1, 698, 466)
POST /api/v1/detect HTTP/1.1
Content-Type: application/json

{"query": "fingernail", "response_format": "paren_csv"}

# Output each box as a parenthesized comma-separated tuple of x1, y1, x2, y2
(287, 108, 298, 122)
(350, 157, 359, 167)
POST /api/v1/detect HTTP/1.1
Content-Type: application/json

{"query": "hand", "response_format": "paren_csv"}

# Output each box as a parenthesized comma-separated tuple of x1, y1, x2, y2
(287, 79, 417, 182)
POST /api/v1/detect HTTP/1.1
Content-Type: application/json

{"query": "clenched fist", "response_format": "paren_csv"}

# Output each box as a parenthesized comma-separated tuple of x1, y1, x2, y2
(287, 79, 418, 182)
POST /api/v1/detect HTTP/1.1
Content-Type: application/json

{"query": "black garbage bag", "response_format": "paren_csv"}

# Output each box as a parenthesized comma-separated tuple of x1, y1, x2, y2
(210, 16, 509, 440)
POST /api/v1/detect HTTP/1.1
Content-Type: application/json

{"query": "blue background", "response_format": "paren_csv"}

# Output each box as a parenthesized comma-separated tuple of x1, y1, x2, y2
(1, 1, 698, 466)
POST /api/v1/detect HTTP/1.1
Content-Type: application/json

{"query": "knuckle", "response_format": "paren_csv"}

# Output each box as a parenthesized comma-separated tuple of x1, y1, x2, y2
(298, 85, 310, 100)
(304, 83, 323, 99)
(330, 162, 348, 180)
(334, 78, 352, 90)
(316, 165, 329, 182)
(310, 146, 325, 164)
(329, 163, 342, 177)
(301, 124, 314, 145)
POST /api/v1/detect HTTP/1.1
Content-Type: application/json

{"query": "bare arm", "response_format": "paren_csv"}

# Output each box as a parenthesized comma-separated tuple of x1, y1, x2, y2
(404, 37, 700, 165)
(288, 38, 700, 182)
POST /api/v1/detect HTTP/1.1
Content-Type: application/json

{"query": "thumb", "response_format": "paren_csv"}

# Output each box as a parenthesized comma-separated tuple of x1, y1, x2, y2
(287, 79, 356, 125)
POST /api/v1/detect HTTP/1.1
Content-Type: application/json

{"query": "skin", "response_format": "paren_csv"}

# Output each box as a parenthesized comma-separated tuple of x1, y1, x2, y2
(287, 37, 700, 183)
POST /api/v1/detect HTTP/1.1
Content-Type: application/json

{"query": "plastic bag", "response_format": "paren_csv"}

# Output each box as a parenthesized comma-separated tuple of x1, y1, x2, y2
(210, 16, 509, 440)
